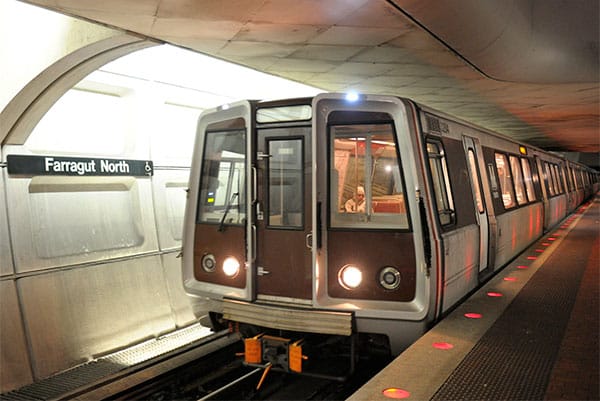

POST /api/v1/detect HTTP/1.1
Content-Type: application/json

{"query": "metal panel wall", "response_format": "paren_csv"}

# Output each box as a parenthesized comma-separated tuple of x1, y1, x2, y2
(152, 169, 189, 251)
(18, 255, 175, 379)
(1, 82, 203, 391)
(149, 103, 199, 168)
(160, 253, 199, 328)
(0, 280, 33, 392)
(4, 146, 159, 273)
(1, 150, 14, 277)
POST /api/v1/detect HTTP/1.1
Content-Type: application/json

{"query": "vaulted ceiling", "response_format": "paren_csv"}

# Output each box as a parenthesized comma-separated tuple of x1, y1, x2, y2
(22, 0, 600, 161)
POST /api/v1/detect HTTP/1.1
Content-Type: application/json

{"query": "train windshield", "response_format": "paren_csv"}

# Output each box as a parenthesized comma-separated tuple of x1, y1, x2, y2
(197, 129, 246, 225)
(330, 122, 409, 229)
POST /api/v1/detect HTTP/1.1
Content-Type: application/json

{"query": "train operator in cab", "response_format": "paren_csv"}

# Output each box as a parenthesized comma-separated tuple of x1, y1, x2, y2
(345, 185, 366, 213)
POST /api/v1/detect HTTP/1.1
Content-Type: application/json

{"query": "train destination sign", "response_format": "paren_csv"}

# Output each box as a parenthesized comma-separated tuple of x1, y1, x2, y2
(6, 155, 154, 177)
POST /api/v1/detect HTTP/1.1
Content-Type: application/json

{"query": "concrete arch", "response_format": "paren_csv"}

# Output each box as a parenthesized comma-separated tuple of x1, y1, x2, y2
(0, 34, 158, 146)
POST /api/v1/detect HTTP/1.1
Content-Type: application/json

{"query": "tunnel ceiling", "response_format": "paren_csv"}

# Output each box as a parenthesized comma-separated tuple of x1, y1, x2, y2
(22, 0, 600, 155)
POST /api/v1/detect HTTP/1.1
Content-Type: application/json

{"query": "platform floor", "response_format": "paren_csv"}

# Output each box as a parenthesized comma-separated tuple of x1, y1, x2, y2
(349, 196, 599, 401)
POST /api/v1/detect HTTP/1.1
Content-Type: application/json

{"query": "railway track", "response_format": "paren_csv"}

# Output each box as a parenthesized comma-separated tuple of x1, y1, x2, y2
(108, 335, 390, 401)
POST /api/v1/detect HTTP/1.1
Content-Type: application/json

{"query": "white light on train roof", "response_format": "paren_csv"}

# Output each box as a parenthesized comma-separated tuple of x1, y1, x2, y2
(220, 103, 230, 111)
(345, 91, 360, 102)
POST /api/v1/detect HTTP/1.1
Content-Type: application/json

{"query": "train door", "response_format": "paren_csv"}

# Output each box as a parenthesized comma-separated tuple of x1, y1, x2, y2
(462, 136, 490, 276)
(254, 127, 312, 301)
(184, 102, 254, 301)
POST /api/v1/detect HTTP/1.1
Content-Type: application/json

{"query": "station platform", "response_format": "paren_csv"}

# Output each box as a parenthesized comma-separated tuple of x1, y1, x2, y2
(349, 196, 599, 401)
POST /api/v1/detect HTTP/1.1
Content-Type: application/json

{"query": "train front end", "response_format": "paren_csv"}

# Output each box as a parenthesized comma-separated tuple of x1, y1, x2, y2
(182, 94, 433, 368)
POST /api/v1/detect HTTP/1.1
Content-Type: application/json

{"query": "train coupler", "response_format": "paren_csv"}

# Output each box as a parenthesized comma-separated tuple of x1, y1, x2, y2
(241, 334, 308, 373)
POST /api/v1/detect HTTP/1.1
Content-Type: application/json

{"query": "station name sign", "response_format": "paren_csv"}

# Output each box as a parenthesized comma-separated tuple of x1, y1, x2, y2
(6, 155, 153, 177)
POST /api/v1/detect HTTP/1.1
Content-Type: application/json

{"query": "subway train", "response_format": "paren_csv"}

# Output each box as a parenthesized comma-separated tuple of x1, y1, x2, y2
(182, 93, 598, 373)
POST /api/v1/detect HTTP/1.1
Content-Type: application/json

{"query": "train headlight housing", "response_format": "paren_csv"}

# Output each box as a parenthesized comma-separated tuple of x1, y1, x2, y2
(201, 254, 216, 272)
(338, 265, 363, 290)
(223, 256, 240, 277)
(379, 266, 401, 290)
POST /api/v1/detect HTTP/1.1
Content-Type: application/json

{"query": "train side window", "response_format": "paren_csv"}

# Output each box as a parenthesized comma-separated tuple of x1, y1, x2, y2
(495, 153, 516, 209)
(427, 141, 455, 225)
(520, 158, 536, 201)
(330, 122, 409, 229)
(509, 155, 527, 205)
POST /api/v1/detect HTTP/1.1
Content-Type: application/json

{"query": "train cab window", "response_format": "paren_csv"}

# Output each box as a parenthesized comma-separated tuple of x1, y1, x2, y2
(509, 155, 527, 205)
(427, 141, 455, 225)
(330, 123, 409, 230)
(267, 138, 303, 228)
(495, 153, 516, 208)
(197, 129, 246, 225)
(520, 158, 536, 201)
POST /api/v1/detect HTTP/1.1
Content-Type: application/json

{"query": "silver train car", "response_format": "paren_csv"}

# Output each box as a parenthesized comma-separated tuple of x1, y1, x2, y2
(182, 93, 598, 373)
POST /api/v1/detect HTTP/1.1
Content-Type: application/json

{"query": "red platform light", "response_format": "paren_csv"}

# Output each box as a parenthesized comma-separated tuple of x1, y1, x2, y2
(527, 256, 537, 260)
(464, 312, 482, 319)
(548, 237, 556, 241)
(433, 342, 454, 350)
(542, 243, 550, 246)
(504, 277, 517, 282)
(535, 249, 544, 253)
(383, 388, 411, 399)
(516, 265, 528, 269)
(487, 292, 503, 297)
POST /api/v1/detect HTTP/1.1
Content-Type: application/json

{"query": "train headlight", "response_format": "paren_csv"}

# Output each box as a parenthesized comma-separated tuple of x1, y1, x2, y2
(223, 256, 240, 277)
(379, 266, 401, 290)
(201, 254, 216, 272)
(338, 265, 363, 290)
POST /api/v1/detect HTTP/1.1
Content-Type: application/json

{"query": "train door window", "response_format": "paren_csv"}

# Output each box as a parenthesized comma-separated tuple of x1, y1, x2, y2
(427, 141, 455, 225)
(565, 165, 574, 192)
(467, 149, 484, 213)
(197, 129, 246, 224)
(585, 171, 591, 186)
(495, 153, 516, 208)
(509, 155, 527, 205)
(520, 158, 536, 201)
(330, 123, 409, 229)
(549, 164, 558, 194)
(555, 165, 564, 194)
(544, 162, 555, 196)
(550, 164, 560, 194)
(267, 138, 303, 228)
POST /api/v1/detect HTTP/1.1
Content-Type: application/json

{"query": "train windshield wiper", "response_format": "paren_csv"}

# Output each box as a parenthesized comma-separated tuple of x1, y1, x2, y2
(218, 192, 239, 232)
